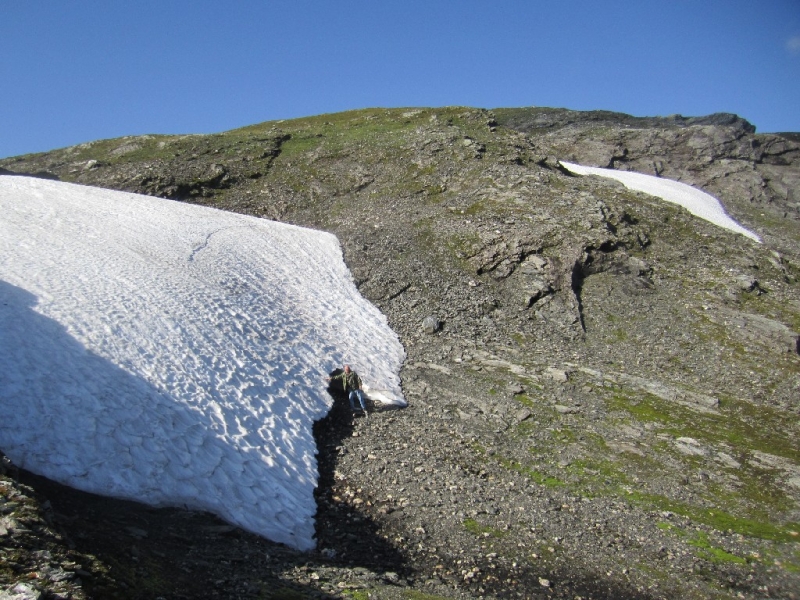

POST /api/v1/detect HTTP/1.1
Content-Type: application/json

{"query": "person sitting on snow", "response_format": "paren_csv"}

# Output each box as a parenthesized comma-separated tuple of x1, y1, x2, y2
(327, 364, 367, 414)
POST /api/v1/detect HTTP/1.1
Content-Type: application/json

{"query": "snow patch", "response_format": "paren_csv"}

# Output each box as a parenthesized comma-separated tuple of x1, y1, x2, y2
(559, 161, 761, 243)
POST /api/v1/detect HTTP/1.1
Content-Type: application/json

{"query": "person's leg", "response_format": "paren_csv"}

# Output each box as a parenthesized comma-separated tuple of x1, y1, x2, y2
(356, 390, 367, 412)
(348, 391, 357, 410)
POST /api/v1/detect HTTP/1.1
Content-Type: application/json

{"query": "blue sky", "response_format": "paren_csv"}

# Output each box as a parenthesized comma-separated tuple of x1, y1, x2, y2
(2, 1, 799, 159)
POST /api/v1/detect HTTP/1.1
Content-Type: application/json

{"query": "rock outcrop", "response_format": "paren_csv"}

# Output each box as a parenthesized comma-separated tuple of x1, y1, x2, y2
(495, 107, 800, 255)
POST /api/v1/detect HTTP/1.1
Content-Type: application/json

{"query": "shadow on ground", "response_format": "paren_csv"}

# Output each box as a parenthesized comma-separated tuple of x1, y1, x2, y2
(11, 381, 407, 599)
(314, 369, 408, 571)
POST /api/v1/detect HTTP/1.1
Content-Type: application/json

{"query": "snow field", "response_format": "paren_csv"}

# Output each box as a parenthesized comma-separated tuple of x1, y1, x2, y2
(0, 176, 406, 550)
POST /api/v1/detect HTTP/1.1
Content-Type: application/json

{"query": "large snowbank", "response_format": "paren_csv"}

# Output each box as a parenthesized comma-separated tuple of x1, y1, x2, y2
(559, 161, 761, 243)
(0, 176, 405, 550)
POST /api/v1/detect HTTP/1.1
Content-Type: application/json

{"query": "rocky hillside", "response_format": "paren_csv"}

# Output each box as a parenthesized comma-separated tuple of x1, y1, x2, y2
(1, 106, 799, 600)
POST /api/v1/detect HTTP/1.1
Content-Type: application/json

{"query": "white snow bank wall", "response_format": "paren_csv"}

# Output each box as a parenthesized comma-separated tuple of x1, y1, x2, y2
(559, 161, 761, 243)
(0, 176, 406, 550)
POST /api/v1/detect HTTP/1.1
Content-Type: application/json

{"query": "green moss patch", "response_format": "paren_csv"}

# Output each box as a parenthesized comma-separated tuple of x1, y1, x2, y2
(463, 518, 507, 538)
(605, 384, 800, 464)
(404, 591, 453, 600)
(499, 456, 565, 488)
(629, 491, 799, 543)
(688, 532, 748, 565)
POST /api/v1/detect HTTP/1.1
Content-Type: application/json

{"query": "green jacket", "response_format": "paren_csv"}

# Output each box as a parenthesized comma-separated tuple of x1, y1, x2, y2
(331, 370, 362, 392)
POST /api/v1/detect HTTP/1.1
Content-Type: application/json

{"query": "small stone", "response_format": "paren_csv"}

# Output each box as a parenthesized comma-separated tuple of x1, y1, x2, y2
(0, 516, 19, 536)
(506, 383, 525, 395)
(627, 256, 651, 276)
(715, 452, 741, 469)
(734, 274, 759, 292)
(674, 437, 706, 456)
(545, 367, 569, 382)
(422, 316, 441, 334)
(5, 583, 41, 600)
(384, 571, 400, 583)
(539, 577, 551, 587)
(526, 255, 548, 270)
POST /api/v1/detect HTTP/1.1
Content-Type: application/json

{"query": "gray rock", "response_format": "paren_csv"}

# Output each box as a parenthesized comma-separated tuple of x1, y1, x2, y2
(626, 256, 651, 276)
(520, 255, 548, 272)
(506, 383, 525, 396)
(734, 274, 760, 293)
(421, 315, 441, 334)
(383, 571, 400, 584)
(523, 278, 551, 307)
(545, 367, 570, 382)
(515, 408, 532, 422)
(674, 437, 707, 456)
(1, 583, 42, 600)
(0, 516, 20, 536)
(715, 452, 742, 469)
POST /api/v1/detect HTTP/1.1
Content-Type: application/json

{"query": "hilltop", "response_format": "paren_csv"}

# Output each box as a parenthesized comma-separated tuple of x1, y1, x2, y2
(1, 106, 799, 599)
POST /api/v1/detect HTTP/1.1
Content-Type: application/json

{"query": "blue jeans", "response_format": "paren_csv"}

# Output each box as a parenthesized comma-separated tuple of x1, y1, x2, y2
(348, 390, 366, 411)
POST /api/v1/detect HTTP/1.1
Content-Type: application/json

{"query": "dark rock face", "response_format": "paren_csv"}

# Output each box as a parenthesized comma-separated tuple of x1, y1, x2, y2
(493, 107, 757, 135)
(2, 107, 800, 600)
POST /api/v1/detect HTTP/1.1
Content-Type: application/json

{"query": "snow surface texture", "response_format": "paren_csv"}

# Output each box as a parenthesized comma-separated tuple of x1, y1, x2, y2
(0, 176, 406, 551)
(559, 161, 761, 243)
